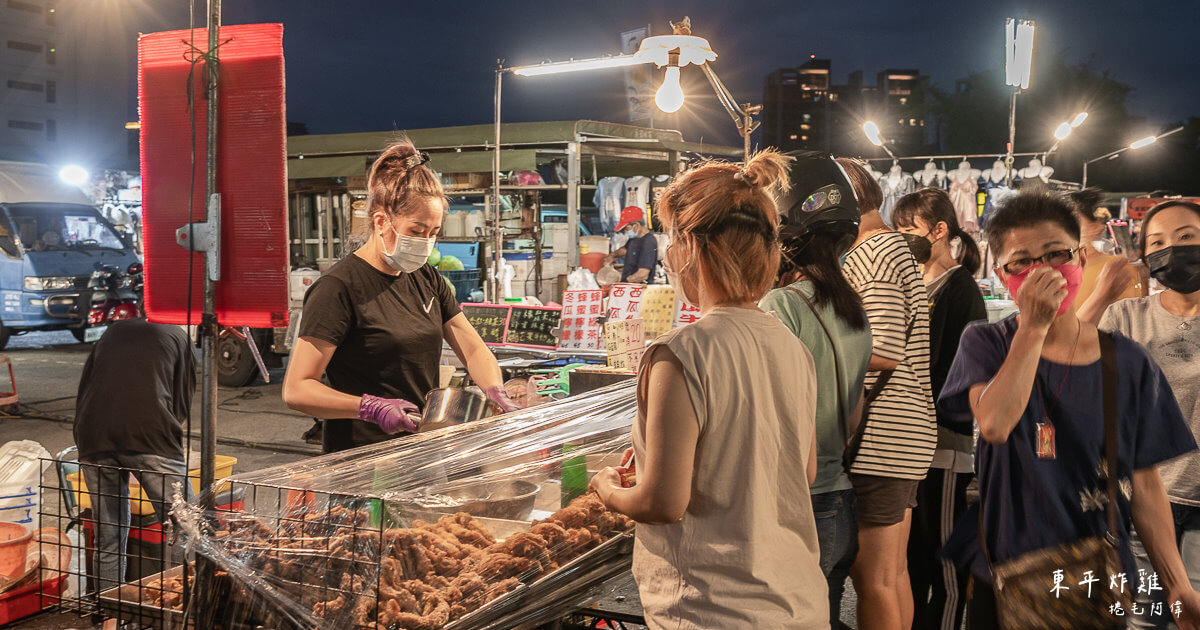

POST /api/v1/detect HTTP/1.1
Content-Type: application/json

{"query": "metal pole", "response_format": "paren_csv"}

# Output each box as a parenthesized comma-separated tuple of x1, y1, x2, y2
(199, 0, 220, 507)
(566, 141, 580, 268)
(492, 64, 503, 302)
(1006, 88, 1017, 186)
(1082, 160, 1088, 188)
(742, 108, 751, 160)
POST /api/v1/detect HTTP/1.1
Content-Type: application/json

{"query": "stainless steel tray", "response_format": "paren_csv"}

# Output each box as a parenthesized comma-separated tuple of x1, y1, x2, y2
(444, 528, 634, 630)
(97, 564, 186, 628)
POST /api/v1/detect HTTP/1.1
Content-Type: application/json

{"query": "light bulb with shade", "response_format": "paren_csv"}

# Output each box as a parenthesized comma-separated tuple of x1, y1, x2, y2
(1070, 112, 1088, 127)
(59, 165, 88, 187)
(863, 121, 884, 147)
(1053, 122, 1073, 141)
(655, 67, 684, 113)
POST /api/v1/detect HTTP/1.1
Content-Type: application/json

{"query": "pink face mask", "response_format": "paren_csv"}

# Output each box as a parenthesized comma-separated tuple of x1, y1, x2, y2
(1003, 263, 1084, 317)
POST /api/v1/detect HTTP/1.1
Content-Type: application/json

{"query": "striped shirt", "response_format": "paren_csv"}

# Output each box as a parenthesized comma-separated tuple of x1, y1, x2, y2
(843, 231, 936, 480)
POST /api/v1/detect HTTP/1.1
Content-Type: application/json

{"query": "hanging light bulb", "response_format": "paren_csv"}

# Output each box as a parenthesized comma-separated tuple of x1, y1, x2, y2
(655, 66, 685, 113)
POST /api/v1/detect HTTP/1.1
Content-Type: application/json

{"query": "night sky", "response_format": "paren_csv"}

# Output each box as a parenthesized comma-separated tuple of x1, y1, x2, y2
(120, 0, 1199, 148)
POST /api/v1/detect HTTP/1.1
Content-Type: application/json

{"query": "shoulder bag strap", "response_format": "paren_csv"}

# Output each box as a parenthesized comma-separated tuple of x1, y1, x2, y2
(981, 329, 1122, 582)
(787, 286, 866, 472)
(1099, 330, 1120, 545)
(862, 312, 917, 405)
(786, 286, 848, 431)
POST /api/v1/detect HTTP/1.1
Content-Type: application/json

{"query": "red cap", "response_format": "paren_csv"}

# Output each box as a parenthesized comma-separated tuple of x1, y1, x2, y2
(615, 206, 645, 232)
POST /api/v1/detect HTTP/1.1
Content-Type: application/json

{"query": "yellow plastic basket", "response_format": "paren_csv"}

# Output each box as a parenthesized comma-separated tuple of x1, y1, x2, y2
(65, 454, 237, 516)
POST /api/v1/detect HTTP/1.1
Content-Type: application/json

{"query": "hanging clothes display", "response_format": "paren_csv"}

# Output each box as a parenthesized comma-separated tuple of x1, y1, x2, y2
(1017, 158, 1053, 183)
(978, 161, 1012, 226)
(950, 178, 980, 232)
(594, 177, 626, 233)
(648, 174, 672, 229)
(877, 168, 916, 226)
(946, 160, 981, 232)
(912, 161, 947, 190)
(624, 175, 651, 211)
(979, 179, 1017, 226)
(948, 176, 979, 232)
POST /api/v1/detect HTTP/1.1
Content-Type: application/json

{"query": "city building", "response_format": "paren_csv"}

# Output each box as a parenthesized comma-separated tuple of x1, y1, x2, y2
(762, 58, 834, 153)
(876, 68, 929, 153)
(0, 1, 134, 169)
(762, 61, 937, 157)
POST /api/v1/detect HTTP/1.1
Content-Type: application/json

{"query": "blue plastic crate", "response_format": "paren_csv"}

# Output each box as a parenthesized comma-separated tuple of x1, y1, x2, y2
(439, 269, 482, 302)
(435, 242, 480, 270)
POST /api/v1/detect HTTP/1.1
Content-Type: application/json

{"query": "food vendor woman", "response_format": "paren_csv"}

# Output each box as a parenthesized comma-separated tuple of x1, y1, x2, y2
(282, 140, 518, 453)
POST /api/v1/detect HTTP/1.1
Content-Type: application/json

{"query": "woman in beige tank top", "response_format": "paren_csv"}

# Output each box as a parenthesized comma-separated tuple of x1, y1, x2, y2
(590, 151, 828, 629)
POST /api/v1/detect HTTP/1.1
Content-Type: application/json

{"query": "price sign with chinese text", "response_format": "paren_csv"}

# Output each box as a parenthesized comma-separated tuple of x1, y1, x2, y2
(506, 305, 562, 349)
(604, 318, 645, 370)
(461, 304, 511, 346)
(673, 298, 702, 328)
(641, 285, 676, 339)
(606, 283, 645, 321)
(558, 290, 604, 351)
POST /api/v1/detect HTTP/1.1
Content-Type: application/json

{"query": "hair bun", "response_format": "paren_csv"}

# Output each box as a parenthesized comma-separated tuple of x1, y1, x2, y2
(373, 140, 422, 176)
(740, 150, 794, 192)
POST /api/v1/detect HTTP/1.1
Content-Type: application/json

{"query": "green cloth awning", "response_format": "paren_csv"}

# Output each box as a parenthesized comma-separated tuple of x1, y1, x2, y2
(285, 120, 741, 180)
(427, 150, 538, 174)
(286, 155, 369, 180)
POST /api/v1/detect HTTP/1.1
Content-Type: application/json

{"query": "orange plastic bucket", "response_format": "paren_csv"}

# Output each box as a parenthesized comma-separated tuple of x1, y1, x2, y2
(580, 252, 605, 273)
(0, 522, 32, 579)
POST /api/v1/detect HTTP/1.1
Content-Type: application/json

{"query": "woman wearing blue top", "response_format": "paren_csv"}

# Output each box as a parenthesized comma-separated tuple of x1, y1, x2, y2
(938, 192, 1200, 628)
(760, 152, 873, 626)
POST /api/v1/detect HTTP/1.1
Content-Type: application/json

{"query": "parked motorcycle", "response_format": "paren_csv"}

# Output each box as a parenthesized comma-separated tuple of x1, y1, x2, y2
(71, 262, 143, 343)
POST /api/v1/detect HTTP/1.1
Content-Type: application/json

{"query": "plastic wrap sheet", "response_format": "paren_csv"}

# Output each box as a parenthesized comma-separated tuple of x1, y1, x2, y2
(166, 381, 636, 630)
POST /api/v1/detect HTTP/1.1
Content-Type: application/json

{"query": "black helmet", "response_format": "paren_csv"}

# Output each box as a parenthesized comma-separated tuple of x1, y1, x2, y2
(776, 151, 861, 260)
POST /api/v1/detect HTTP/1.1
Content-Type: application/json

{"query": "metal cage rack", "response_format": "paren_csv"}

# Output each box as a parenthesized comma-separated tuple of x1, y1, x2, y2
(34, 457, 636, 630)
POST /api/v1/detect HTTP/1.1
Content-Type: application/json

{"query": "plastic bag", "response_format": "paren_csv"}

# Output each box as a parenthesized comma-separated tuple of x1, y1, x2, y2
(595, 263, 621, 286)
(567, 268, 600, 291)
(171, 382, 637, 630)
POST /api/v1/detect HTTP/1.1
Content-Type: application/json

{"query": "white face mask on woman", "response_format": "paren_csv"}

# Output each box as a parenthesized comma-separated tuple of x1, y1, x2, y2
(380, 223, 435, 273)
(665, 235, 699, 308)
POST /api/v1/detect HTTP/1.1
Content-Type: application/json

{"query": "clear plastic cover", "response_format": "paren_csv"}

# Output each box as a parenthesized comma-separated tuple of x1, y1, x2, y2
(162, 380, 637, 629)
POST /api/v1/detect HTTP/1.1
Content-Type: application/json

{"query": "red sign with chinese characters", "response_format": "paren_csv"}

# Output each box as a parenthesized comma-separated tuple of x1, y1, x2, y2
(558, 290, 604, 351)
(673, 298, 702, 328)
(606, 283, 645, 321)
(1125, 196, 1200, 220)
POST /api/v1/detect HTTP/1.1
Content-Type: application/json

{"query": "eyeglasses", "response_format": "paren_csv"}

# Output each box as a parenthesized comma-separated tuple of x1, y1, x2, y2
(996, 247, 1080, 275)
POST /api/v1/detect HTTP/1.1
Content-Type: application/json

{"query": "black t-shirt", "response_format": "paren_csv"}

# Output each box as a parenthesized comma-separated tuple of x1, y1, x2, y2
(620, 233, 659, 282)
(928, 265, 986, 431)
(298, 254, 461, 453)
(74, 319, 196, 460)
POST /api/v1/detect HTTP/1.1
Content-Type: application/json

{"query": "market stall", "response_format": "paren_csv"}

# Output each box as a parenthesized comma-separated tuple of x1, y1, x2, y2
(84, 381, 641, 630)
(285, 120, 740, 303)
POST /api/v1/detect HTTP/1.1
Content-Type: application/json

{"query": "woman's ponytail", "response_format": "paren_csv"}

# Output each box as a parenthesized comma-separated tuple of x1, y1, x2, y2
(953, 226, 982, 275)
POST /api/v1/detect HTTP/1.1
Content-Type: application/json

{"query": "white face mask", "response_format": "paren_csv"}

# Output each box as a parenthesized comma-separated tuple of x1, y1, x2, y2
(665, 237, 698, 308)
(666, 269, 697, 309)
(380, 223, 434, 273)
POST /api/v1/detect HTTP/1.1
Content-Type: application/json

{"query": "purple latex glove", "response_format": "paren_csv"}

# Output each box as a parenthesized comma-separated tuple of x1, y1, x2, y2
(485, 386, 521, 413)
(357, 394, 420, 434)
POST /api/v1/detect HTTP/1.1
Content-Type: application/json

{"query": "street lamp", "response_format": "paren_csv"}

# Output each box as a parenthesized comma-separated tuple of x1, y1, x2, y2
(862, 121, 898, 160)
(1045, 111, 1088, 159)
(59, 165, 89, 187)
(1004, 18, 1036, 185)
(1081, 126, 1183, 187)
(491, 17, 752, 301)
